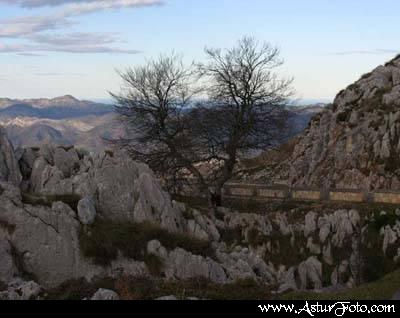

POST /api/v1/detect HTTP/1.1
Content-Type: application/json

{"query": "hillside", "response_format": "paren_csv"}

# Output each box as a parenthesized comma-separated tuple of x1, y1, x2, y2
(247, 55, 400, 190)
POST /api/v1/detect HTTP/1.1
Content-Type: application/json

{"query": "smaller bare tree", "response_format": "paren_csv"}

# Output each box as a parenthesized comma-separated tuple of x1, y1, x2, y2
(110, 54, 207, 193)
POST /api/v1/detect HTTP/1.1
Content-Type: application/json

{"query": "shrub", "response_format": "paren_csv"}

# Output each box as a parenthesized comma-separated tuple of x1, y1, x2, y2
(219, 226, 243, 247)
(79, 219, 215, 267)
(21, 192, 81, 212)
(114, 276, 271, 300)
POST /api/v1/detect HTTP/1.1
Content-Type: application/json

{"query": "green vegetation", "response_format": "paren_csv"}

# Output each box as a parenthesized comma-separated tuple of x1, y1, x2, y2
(21, 192, 81, 212)
(79, 219, 215, 268)
(0, 281, 7, 292)
(0, 218, 15, 234)
(104, 150, 114, 158)
(45, 276, 271, 300)
(219, 226, 243, 247)
(336, 110, 352, 123)
(281, 268, 400, 300)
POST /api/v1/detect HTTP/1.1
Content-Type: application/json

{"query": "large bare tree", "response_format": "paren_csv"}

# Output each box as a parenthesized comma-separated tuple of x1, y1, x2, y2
(192, 36, 293, 205)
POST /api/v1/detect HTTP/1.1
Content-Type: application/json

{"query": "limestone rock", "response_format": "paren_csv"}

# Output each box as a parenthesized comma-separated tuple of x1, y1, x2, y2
(91, 288, 120, 300)
(304, 212, 317, 237)
(0, 279, 41, 300)
(0, 127, 22, 186)
(53, 147, 80, 178)
(265, 55, 400, 190)
(156, 295, 178, 300)
(298, 256, 322, 290)
(77, 196, 96, 225)
(0, 240, 18, 283)
(148, 240, 227, 284)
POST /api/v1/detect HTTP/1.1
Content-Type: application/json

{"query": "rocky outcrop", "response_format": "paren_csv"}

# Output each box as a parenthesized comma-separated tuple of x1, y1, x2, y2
(256, 55, 400, 190)
(147, 240, 227, 284)
(0, 127, 21, 186)
(0, 240, 18, 283)
(298, 256, 322, 290)
(25, 145, 186, 233)
(0, 279, 41, 300)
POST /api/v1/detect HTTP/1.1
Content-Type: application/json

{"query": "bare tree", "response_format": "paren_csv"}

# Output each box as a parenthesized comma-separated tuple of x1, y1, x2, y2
(193, 36, 293, 205)
(110, 53, 208, 193)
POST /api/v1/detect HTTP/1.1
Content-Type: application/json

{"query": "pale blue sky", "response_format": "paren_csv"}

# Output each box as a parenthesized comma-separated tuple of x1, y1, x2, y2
(0, 0, 399, 101)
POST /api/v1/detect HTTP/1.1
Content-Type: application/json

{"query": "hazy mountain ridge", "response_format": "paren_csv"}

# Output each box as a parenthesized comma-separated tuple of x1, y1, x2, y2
(0, 96, 123, 151)
(0, 95, 324, 152)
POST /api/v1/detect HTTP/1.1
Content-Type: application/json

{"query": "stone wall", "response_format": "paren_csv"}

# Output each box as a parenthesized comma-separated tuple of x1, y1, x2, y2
(373, 192, 400, 204)
(329, 190, 364, 203)
(292, 190, 321, 201)
(222, 183, 400, 204)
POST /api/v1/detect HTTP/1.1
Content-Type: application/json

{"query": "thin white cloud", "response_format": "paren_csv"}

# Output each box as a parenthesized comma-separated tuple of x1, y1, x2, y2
(0, 0, 163, 11)
(34, 72, 86, 76)
(0, 15, 73, 37)
(0, 0, 163, 54)
(0, 42, 140, 54)
(0, 0, 99, 7)
(30, 32, 122, 46)
(17, 52, 45, 56)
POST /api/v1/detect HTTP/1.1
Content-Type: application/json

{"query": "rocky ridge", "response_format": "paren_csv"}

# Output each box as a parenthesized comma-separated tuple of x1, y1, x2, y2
(0, 127, 399, 299)
(249, 55, 400, 190)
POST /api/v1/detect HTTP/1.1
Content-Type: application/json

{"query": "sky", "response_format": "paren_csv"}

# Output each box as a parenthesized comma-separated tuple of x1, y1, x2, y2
(0, 0, 399, 102)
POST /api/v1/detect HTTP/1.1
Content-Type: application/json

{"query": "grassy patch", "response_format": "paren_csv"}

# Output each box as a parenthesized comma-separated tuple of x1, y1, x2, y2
(79, 219, 215, 267)
(281, 268, 400, 300)
(219, 226, 243, 247)
(0, 219, 15, 234)
(22, 192, 81, 212)
(45, 276, 271, 300)
(115, 276, 271, 300)
(45, 277, 115, 300)
(0, 281, 7, 292)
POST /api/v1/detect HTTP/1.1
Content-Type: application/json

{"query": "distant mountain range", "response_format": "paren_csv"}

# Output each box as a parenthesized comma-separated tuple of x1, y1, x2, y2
(0, 95, 125, 151)
(0, 95, 112, 119)
(0, 95, 325, 152)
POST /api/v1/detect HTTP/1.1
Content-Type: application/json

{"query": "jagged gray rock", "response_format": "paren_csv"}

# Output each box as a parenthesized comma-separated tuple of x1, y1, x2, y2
(259, 55, 400, 190)
(91, 288, 120, 300)
(0, 127, 22, 186)
(298, 256, 322, 290)
(53, 147, 79, 177)
(0, 278, 41, 300)
(147, 240, 227, 284)
(0, 240, 18, 283)
(77, 196, 96, 225)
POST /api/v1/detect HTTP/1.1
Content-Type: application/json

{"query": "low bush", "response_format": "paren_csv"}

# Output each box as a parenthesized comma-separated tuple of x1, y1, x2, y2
(79, 219, 215, 267)
(21, 192, 81, 212)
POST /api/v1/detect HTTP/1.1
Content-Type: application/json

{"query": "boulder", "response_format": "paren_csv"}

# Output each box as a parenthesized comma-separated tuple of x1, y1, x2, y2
(53, 147, 80, 178)
(91, 288, 120, 300)
(77, 196, 96, 225)
(0, 278, 41, 300)
(0, 182, 94, 287)
(156, 295, 178, 300)
(298, 256, 322, 290)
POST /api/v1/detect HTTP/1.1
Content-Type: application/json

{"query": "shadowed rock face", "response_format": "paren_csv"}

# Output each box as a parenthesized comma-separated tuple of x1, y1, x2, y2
(273, 55, 400, 190)
(0, 127, 22, 186)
